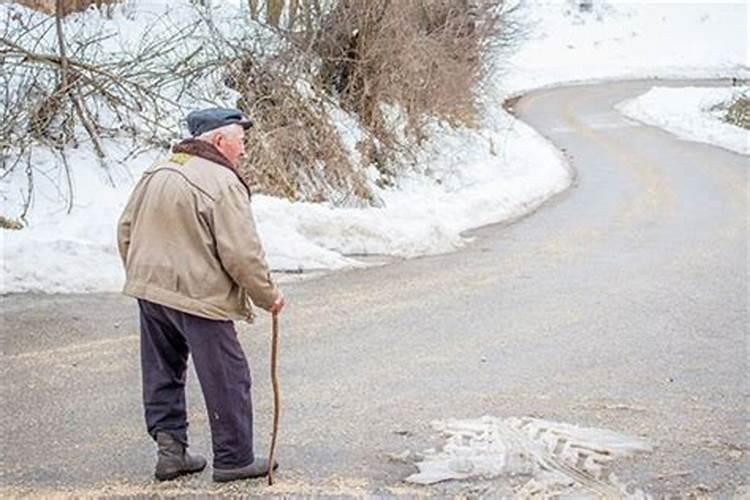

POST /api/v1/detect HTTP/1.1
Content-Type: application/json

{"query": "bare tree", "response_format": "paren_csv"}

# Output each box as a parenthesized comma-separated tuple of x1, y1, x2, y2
(1, 3, 252, 218)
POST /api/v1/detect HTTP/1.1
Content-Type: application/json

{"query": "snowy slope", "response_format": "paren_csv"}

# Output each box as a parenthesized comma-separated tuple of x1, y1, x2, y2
(501, 0, 748, 95)
(1, 0, 747, 294)
(616, 86, 749, 155)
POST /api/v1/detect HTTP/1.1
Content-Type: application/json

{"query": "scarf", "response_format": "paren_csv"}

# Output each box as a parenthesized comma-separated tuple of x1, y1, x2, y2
(172, 138, 252, 196)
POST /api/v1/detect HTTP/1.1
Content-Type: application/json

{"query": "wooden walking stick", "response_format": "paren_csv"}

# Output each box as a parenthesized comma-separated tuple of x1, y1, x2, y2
(267, 312, 280, 486)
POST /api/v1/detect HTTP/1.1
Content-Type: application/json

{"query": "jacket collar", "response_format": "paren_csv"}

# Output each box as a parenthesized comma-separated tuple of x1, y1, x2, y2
(171, 138, 252, 196)
(172, 138, 235, 170)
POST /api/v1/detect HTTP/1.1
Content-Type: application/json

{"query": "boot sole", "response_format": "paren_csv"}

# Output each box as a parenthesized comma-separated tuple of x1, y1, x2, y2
(213, 463, 279, 482)
(155, 464, 207, 481)
(213, 470, 268, 482)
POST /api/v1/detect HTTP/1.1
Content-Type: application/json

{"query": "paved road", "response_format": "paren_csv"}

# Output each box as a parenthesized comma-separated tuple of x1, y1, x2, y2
(2, 79, 747, 498)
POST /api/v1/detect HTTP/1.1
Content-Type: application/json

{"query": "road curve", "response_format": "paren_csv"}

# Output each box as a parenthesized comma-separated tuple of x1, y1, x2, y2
(1, 79, 747, 497)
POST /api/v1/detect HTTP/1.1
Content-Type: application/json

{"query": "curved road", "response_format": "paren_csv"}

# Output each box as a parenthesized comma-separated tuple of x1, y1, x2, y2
(1, 79, 747, 497)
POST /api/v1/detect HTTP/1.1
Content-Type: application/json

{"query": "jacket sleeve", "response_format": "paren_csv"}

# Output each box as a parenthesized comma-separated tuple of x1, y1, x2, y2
(213, 184, 279, 311)
(117, 193, 135, 268)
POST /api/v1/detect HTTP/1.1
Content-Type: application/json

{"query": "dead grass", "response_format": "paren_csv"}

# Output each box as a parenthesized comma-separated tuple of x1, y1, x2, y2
(725, 94, 750, 130)
(0, 215, 24, 230)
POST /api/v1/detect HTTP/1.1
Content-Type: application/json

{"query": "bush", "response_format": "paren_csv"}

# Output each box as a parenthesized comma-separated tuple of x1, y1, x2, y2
(316, 0, 504, 128)
(226, 52, 375, 206)
(725, 92, 750, 130)
(233, 0, 517, 202)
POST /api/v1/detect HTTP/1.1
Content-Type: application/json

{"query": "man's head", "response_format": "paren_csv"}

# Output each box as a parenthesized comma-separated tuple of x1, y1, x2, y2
(186, 108, 253, 167)
(197, 124, 246, 167)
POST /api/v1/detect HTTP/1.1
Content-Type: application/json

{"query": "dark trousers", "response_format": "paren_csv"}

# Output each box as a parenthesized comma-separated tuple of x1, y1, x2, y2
(138, 299, 254, 469)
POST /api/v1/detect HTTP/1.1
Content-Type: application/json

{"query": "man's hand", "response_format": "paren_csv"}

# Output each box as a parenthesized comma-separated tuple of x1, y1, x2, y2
(270, 293, 285, 315)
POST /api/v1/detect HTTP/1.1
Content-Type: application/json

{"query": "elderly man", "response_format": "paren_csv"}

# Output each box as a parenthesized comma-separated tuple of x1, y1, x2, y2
(117, 108, 284, 482)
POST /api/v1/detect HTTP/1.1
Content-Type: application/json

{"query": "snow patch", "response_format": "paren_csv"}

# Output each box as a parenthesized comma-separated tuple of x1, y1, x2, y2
(616, 86, 749, 156)
(403, 416, 651, 498)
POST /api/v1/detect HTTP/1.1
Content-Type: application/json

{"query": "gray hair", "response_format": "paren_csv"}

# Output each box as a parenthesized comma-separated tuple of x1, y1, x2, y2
(197, 123, 244, 142)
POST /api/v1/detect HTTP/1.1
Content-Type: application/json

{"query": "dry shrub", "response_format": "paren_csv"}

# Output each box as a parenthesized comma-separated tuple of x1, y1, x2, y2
(230, 0, 513, 204)
(7, 0, 515, 210)
(15, 0, 120, 16)
(314, 0, 509, 157)
(710, 84, 749, 130)
(0, 215, 24, 230)
(725, 94, 749, 130)
(227, 54, 375, 206)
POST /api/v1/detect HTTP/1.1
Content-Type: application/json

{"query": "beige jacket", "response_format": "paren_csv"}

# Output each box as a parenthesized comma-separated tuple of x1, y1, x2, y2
(117, 152, 278, 321)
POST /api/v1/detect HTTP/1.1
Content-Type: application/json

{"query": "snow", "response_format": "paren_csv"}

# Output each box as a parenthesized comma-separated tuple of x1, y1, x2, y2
(501, 0, 749, 95)
(402, 416, 651, 497)
(616, 86, 749, 156)
(1, 0, 748, 294)
(257, 112, 570, 263)
(1, 143, 160, 294)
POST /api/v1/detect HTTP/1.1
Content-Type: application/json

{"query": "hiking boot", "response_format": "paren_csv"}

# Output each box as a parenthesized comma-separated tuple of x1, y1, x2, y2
(154, 431, 207, 481)
(213, 458, 279, 482)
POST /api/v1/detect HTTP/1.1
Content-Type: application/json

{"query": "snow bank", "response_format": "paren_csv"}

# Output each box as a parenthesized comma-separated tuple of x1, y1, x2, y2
(616, 86, 749, 156)
(256, 111, 570, 265)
